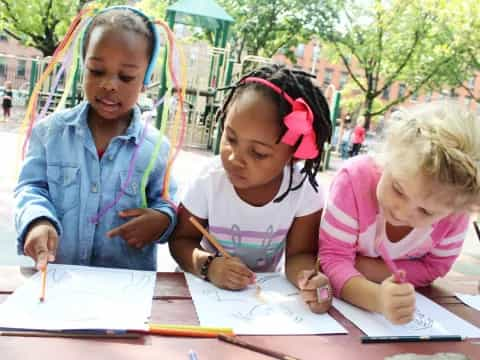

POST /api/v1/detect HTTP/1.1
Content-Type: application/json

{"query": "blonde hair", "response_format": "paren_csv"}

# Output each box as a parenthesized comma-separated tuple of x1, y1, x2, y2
(378, 101, 480, 209)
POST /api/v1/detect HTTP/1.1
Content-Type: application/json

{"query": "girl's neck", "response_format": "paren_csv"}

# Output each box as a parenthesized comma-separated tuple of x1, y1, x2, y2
(88, 108, 132, 152)
(385, 222, 413, 243)
(234, 172, 284, 207)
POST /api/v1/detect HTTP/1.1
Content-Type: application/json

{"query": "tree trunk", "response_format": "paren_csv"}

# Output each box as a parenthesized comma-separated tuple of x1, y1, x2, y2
(363, 96, 374, 130)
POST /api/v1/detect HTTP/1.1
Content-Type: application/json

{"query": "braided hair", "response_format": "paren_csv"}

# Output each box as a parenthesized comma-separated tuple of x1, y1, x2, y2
(216, 64, 332, 202)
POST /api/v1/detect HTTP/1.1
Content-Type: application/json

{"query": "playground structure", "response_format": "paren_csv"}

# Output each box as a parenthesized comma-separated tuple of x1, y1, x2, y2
(3, 0, 341, 170)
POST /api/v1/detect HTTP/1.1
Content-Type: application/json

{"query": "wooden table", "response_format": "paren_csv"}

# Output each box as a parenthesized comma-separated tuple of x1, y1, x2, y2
(1, 267, 479, 360)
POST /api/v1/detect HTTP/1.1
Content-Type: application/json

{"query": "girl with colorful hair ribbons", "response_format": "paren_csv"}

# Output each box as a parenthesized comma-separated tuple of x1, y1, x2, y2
(170, 64, 334, 314)
(319, 101, 480, 324)
(15, 5, 185, 271)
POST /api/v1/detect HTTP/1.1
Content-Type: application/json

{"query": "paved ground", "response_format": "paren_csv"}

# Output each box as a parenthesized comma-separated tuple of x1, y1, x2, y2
(0, 107, 479, 276)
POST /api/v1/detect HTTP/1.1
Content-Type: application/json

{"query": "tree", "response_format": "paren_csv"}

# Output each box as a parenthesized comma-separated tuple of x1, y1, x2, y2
(320, 0, 480, 129)
(217, 0, 339, 62)
(136, 0, 168, 20)
(0, 0, 125, 56)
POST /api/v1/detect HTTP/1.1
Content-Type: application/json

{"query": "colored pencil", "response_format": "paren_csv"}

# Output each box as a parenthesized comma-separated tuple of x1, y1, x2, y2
(149, 324, 234, 334)
(39, 267, 47, 302)
(0, 330, 141, 339)
(361, 335, 463, 343)
(144, 327, 221, 337)
(189, 216, 231, 258)
(377, 242, 405, 283)
(217, 334, 300, 360)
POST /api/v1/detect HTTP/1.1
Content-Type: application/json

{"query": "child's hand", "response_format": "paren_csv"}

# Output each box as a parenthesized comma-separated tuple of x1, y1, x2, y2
(298, 269, 332, 314)
(379, 274, 416, 324)
(23, 219, 58, 270)
(107, 208, 170, 248)
(208, 256, 255, 290)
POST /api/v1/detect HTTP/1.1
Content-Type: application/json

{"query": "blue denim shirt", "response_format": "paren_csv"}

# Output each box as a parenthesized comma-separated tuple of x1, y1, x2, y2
(14, 102, 177, 270)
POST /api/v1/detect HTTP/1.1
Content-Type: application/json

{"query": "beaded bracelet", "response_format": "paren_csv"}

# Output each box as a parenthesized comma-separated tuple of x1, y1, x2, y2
(200, 253, 219, 281)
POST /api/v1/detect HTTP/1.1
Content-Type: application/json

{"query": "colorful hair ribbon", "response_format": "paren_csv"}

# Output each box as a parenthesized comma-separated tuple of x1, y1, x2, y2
(241, 77, 318, 159)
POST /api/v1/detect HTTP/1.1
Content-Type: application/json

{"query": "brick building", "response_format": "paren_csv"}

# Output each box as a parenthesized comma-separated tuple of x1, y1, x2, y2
(0, 32, 42, 90)
(274, 41, 480, 119)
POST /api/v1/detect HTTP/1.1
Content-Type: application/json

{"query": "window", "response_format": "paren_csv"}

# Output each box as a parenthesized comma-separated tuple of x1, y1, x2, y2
(397, 84, 406, 98)
(16, 59, 26, 78)
(0, 58, 7, 77)
(381, 86, 390, 100)
(323, 68, 334, 87)
(411, 92, 418, 101)
(0, 33, 8, 42)
(295, 44, 305, 58)
(339, 72, 348, 90)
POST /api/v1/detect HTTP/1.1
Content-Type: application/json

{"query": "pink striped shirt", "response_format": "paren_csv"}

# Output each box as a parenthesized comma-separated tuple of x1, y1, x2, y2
(319, 155, 469, 297)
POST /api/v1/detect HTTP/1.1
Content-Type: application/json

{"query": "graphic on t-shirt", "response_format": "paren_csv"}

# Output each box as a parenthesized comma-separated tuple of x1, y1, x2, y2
(231, 224, 275, 271)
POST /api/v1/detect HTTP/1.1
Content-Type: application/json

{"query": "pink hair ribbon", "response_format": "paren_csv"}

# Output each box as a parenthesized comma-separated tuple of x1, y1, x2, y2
(241, 77, 318, 159)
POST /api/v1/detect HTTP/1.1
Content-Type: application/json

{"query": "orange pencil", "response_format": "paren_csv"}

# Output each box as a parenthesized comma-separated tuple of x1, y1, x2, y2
(189, 216, 231, 258)
(39, 267, 47, 302)
(146, 327, 222, 337)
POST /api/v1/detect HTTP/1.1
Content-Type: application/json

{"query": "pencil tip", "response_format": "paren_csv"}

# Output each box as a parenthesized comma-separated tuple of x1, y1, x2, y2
(39, 297, 44, 302)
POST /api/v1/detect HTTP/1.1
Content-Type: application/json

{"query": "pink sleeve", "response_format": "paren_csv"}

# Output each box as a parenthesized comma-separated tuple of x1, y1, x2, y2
(318, 169, 362, 297)
(395, 214, 469, 287)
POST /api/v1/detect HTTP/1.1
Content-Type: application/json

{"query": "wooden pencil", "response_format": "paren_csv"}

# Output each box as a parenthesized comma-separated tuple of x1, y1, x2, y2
(218, 334, 300, 360)
(0, 330, 141, 339)
(39, 267, 47, 302)
(189, 216, 231, 258)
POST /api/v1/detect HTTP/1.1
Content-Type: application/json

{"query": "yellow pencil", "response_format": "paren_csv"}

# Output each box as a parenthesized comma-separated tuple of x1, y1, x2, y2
(39, 267, 47, 302)
(189, 216, 231, 258)
(149, 323, 234, 335)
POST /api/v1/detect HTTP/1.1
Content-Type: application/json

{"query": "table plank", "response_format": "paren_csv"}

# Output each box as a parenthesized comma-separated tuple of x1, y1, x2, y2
(1, 267, 480, 360)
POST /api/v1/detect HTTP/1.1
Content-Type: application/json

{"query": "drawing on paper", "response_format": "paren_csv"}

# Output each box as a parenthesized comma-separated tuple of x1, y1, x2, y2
(404, 310, 434, 331)
(200, 273, 304, 324)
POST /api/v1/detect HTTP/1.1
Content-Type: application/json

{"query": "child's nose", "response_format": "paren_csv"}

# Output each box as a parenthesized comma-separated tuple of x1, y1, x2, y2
(228, 150, 245, 166)
(100, 77, 119, 92)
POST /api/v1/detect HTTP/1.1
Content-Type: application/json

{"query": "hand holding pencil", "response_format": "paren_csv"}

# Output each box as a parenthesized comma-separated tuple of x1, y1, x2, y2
(189, 217, 255, 290)
(23, 219, 58, 270)
(297, 269, 332, 314)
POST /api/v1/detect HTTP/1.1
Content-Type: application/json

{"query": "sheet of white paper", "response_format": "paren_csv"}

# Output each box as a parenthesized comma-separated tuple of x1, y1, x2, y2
(456, 293, 480, 312)
(0, 264, 155, 331)
(333, 292, 480, 338)
(185, 272, 347, 335)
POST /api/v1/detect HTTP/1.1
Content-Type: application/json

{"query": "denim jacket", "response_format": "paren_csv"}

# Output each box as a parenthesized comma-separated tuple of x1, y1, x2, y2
(14, 102, 177, 270)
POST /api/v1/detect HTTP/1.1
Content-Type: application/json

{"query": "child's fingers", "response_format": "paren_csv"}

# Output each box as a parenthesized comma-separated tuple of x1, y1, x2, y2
(35, 245, 50, 271)
(298, 269, 316, 289)
(229, 257, 255, 278)
(225, 272, 250, 290)
(107, 222, 134, 238)
(47, 228, 58, 262)
(307, 299, 331, 314)
(118, 208, 144, 218)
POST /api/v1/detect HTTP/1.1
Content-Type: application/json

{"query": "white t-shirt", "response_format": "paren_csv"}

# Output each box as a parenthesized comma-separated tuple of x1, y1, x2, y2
(182, 157, 325, 272)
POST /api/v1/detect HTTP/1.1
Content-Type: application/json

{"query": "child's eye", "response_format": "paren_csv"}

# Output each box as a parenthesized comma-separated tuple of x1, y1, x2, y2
(119, 75, 136, 82)
(226, 136, 236, 144)
(88, 68, 104, 76)
(251, 150, 268, 159)
(420, 208, 432, 216)
(392, 184, 403, 196)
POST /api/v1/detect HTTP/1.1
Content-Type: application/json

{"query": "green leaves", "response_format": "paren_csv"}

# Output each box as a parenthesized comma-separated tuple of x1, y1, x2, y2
(0, 0, 125, 55)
